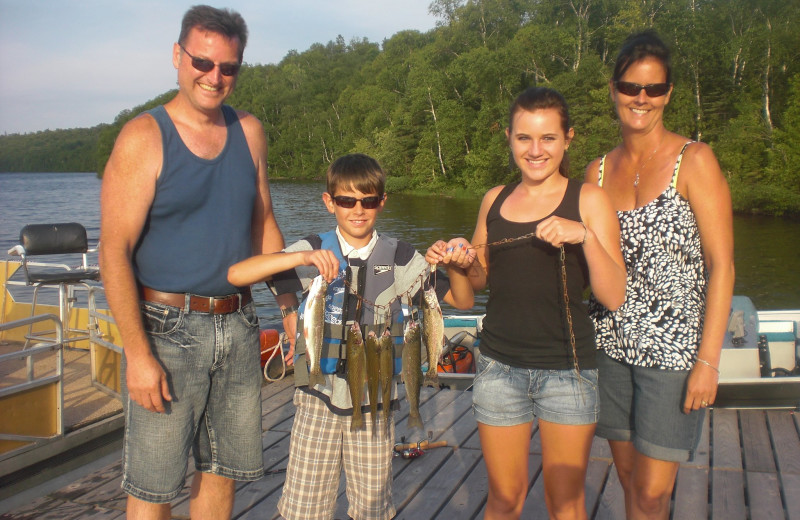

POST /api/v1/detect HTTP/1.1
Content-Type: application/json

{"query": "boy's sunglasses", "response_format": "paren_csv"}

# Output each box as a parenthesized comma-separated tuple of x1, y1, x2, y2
(331, 195, 384, 209)
(615, 81, 671, 97)
(179, 44, 241, 77)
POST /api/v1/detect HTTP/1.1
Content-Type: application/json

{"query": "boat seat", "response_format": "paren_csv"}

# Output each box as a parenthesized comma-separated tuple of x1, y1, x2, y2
(8, 223, 100, 347)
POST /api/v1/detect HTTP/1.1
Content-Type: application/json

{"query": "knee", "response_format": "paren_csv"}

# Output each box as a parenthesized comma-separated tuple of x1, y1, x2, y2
(487, 486, 526, 516)
(633, 484, 671, 516)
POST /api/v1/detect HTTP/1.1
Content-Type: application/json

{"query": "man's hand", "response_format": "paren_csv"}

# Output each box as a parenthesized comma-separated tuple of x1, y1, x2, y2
(126, 352, 172, 413)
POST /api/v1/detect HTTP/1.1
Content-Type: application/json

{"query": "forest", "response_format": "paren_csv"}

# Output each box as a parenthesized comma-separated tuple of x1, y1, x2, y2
(2, 0, 798, 216)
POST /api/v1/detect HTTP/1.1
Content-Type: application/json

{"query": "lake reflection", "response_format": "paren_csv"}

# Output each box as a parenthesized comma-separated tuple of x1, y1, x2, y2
(1, 173, 798, 331)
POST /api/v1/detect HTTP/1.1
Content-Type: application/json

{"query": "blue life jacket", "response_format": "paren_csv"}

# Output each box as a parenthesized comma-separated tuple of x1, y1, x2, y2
(294, 230, 407, 386)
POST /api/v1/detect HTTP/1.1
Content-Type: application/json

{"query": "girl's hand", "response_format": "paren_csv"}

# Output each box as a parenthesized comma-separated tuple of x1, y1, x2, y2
(427, 238, 476, 269)
(535, 216, 587, 248)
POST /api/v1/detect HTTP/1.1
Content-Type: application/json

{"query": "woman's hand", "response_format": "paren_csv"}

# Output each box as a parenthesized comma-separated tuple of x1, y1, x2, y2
(535, 216, 587, 248)
(426, 238, 476, 270)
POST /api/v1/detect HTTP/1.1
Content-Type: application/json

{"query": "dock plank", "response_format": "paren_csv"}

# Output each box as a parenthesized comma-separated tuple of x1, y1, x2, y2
(740, 410, 777, 473)
(711, 468, 747, 520)
(713, 409, 744, 470)
(767, 410, 800, 475)
(745, 471, 784, 520)
(6, 382, 800, 519)
(593, 465, 625, 520)
(673, 465, 709, 519)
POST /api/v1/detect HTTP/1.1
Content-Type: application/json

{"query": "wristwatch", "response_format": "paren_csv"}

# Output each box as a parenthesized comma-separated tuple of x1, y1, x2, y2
(280, 305, 299, 318)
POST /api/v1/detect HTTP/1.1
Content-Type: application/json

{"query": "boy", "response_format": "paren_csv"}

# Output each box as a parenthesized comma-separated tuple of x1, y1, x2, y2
(227, 153, 475, 519)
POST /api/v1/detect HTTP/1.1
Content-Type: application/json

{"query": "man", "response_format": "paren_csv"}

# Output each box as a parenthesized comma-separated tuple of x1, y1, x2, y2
(100, 6, 296, 519)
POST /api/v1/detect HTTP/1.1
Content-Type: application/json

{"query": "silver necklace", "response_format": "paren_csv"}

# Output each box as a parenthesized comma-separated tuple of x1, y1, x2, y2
(632, 135, 665, 189)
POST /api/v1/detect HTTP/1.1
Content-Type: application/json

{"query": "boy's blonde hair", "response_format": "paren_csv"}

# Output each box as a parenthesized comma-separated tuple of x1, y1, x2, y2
(326, 154, 386, 196)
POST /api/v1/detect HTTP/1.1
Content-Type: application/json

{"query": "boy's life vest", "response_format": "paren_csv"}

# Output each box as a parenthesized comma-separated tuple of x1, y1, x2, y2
(293, 230, 408, 387)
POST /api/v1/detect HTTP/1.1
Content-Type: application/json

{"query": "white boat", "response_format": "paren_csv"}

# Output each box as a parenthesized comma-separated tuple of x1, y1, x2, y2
(436, 299, 800, 410)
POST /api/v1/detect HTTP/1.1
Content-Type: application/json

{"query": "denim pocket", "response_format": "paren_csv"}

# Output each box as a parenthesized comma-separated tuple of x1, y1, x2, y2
(474, 353, 497, 381)
(237, 301, 260, 328)
(141, 302, 183, 336)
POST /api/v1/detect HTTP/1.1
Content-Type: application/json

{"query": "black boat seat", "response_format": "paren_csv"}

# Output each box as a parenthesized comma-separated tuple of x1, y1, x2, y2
(9, 223, 100, 347)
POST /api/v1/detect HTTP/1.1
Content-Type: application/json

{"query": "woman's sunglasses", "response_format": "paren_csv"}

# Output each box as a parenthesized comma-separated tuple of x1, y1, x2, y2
(179, 44, 241, 77)
(331, 195, 384, 209)
(615, 81, 671, 97)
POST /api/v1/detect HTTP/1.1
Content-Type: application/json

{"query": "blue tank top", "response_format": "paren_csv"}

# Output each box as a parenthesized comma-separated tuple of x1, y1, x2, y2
(133, 105, 256, 296)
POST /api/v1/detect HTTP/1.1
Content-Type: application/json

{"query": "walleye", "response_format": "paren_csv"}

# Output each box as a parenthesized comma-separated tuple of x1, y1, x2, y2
(365, 330, 381, 433)
(378, 327, 394, 429)
(304, 274, 328, 387)
(422, 286, 445, 387)
(346, 322, 367, 432)
(401, 319, 423, 430)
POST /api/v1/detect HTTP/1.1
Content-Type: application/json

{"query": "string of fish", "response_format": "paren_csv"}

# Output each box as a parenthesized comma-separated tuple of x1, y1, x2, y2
(326, 266, 443, 434)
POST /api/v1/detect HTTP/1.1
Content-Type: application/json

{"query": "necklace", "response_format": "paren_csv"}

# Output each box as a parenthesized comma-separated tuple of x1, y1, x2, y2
(632, 135, 665, 189)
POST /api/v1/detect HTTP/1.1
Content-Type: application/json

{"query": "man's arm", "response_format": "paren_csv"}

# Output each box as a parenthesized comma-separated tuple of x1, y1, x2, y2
(238, 111, 299, 356)
(99, 113, 172, 413)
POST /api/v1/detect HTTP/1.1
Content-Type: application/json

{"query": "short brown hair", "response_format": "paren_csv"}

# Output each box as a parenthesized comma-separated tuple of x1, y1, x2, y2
(326, 154, 386, 197)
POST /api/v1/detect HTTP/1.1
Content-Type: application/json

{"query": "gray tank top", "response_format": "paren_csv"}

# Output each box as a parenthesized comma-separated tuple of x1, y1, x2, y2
(133, 105, 256, 296)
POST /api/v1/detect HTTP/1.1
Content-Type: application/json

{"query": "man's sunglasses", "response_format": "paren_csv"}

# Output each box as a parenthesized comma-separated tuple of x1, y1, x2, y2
(614, 81, 671, 97)
(331, 195, 384, 209)
(179, 44, 241, 77)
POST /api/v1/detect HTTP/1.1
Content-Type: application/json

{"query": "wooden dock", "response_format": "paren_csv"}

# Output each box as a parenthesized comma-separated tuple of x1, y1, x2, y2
(3, 375, 800, 520)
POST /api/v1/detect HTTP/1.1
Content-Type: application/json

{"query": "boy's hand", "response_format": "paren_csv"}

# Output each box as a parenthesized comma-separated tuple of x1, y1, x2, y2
(303, 249, 339, 282)
(426, 238, 476, 270)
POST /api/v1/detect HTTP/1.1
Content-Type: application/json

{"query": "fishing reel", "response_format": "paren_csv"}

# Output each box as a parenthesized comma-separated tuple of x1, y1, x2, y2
(393, 442, 425, 460)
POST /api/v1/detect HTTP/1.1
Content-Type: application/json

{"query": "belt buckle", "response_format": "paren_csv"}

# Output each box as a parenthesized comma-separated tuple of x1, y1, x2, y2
(208, 296, 216, 314)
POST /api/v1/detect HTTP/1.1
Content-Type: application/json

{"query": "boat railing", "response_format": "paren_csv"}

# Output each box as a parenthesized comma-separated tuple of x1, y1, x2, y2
(0, 314, 65, 460)
(88, 285, 122, 400)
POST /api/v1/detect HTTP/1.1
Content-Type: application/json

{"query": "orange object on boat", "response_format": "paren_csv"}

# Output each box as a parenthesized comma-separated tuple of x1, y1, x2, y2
(260, 329, 281, 367)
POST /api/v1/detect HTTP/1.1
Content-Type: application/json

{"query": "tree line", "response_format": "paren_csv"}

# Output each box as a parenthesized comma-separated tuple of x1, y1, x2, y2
(2, 0, 798, 216)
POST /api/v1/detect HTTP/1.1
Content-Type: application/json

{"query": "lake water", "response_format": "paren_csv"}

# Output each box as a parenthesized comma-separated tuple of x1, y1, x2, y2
(1, 172, 799, 330)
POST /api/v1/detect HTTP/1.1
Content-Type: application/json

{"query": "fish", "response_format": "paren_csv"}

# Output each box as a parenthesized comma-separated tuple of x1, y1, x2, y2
(401, 318, 423, 430)
(365, 330, 381, 434)
(346, 322, 367, 432)
(303, 274, 328, 387)
(421, 286, 445, 388)
(378, 327, 394, 430)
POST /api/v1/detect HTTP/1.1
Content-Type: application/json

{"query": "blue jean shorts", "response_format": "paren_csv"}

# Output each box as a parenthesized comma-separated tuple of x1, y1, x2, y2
(472, 353, 598, 427)
(595, 351, 705, 462)
(121, 300, 264, 503)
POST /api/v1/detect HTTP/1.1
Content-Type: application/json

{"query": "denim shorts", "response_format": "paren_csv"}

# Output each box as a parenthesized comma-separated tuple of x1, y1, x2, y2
(595, 351, 705, 462)
(472, 353, 598, 427)
(121, 300, 264, 503)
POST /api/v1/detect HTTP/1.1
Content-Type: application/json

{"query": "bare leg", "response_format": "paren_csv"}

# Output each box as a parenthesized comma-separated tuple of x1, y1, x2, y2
(609, 440, 679, 520)
(189, 471, 236, 520)
(478, 421, 533, 520)
(538, 420, 595, 520)
(126, 496, 170, 520)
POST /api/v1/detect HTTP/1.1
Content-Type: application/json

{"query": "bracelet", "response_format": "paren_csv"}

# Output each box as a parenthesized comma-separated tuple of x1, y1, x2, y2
(280, 305, 299, 318)
(580, 222, 587, 244)
(696, 357, 720, 374)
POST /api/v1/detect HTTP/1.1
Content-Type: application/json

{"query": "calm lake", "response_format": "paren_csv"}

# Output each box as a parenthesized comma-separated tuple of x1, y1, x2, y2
(1, 172, 798, 330)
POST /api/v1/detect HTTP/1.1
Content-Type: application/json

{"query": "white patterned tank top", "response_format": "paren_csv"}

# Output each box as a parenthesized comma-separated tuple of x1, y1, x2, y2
(589, 142, 708, 369)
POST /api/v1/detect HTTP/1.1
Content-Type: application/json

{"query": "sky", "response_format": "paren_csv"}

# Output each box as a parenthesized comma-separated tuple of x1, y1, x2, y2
(0, 0, 440, 135)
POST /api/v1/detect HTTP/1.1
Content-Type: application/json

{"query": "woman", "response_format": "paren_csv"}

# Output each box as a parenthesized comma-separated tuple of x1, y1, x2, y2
(441, 87, 625, 519)
(586, 31, 735, 519)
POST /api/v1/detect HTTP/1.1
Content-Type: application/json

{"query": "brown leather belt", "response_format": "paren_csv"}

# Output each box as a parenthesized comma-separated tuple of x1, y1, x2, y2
(140, 286, 252, 314)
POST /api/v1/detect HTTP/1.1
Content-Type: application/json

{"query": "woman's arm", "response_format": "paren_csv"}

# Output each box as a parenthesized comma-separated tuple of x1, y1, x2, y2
(579, 184, 627, 310)
(468, 186, 504, 291)
(681, 143, 735, 411)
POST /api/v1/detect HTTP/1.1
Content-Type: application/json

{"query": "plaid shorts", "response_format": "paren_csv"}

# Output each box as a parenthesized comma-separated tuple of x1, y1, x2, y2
(277, 389, 395, 520)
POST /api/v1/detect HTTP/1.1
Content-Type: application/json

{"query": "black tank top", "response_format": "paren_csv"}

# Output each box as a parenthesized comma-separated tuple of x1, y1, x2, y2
(480, 179, 596, 370)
